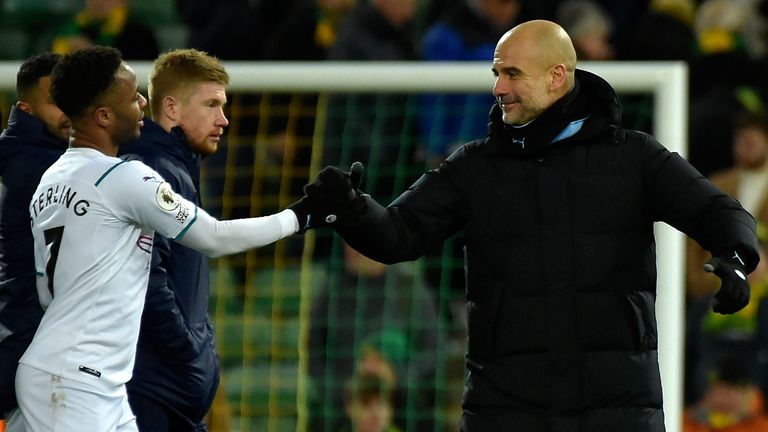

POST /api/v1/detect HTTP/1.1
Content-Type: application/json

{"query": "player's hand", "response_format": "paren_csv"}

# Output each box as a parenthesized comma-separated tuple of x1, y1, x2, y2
(287, 195, 315, 234)
(705, 252, 751, 314)
(303, 162, 366, 228)
(305, 166, 355, 208)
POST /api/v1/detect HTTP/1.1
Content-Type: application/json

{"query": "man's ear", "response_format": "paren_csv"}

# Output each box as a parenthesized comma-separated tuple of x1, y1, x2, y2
(16, 100, 32, 115)
(550, 64, 567, 91)
(94, 106, 111, 128)
(162, 96, 179, 121)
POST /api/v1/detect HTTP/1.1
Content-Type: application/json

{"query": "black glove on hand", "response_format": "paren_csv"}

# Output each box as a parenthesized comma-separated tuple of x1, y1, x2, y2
(704, 251, 751, 314)
(287, 196, 314, 234)
(289, 163, 366, 234)
(305, 166, 356, 209)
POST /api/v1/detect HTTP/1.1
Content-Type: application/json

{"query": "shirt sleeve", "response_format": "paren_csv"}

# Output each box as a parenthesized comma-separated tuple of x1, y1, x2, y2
(99, 160, 198, 240)
(176, 207, 298, 258)
(99, 160, 299, 258)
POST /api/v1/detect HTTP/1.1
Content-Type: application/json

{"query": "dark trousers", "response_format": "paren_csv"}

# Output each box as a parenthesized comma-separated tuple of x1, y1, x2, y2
(0, 326, 36, 417)
(127, 390, 207, 432)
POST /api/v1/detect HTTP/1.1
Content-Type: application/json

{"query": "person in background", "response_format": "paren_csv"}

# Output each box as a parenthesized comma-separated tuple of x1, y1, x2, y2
(176, 0, 293, 60)
(684, 355, 768, 432)
(419, 0, 522, 164)
(687, 114, 768, 297)
(687, 0, 768, 177)
(256, 0, 358, 244)
(342, 368, 402, 432)
(686, 113, 768, 404)
(319, 0, 421, 260)
(308, 243, 440, 431)
(13, 46, 313, 432)
(323, 0, 420, 190)
(262, 0, 356, 60)
(328, 0, 416, 61)
(119, 49, 229, 432)
(0, 51, 69, 428)
(616, 0, 696, 62)
(555, 0, 615, 60)
(300, 20, 760, 431)
(51, 0, 159, 60)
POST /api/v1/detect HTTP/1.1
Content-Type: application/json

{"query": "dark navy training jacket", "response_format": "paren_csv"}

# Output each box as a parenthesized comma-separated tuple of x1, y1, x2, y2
(0, 106, 67, 413)
(121, 118, 218, 423)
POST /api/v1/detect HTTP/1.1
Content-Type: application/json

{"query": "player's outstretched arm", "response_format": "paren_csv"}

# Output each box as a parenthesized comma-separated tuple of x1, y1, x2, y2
(176, 206, 299, 258)
(109, 160, 309, 257)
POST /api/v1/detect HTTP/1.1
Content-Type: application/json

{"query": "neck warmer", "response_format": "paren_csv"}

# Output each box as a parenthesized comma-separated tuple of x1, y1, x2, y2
(487, 79, 591, 156)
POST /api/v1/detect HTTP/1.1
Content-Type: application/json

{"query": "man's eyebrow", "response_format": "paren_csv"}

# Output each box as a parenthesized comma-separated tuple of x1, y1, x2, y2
(493, 65, 521, 75)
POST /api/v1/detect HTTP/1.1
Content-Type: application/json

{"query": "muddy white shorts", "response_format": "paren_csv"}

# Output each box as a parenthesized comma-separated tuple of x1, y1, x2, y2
(14, 364, 137, 432)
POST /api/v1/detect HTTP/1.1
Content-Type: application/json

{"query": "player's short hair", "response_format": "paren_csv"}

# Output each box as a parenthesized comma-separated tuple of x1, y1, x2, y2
(148, 49, 229, 116)
(16, 52, 61, 100)
(51, 46, 123, 120)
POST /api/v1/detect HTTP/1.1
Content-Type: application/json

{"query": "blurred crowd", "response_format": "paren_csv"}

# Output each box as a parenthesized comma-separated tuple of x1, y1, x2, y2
(8, 0, 768, 430)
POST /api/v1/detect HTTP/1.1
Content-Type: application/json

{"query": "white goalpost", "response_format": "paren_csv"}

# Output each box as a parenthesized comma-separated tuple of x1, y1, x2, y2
(0, 60, 688, 432)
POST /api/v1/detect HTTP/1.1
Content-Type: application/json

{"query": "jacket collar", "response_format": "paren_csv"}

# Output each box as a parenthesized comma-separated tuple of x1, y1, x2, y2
(0, 105, 69, 151)
(136, 117, 199, 168)
(485, 69, 621, 156)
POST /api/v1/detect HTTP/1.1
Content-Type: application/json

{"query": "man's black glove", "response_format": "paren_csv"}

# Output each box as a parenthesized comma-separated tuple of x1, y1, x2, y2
(305, 166, 355, 208)
(704, 250, 751, 314)
(290, 162, 366, 233)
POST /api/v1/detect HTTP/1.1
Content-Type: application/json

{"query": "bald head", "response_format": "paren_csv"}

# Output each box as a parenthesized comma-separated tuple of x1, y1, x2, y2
(492, 20, 578, 125)
(501, 20, 577, 78)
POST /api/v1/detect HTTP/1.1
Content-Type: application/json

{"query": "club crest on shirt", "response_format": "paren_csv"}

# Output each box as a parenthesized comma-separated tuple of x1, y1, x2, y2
(155, 182, 180, 211)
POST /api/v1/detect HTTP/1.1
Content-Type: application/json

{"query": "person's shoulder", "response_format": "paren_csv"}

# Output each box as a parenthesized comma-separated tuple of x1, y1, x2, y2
(613, 128, 657, 146)
(128, 149, 189, 189)
(611, 128, 674, 162)
(465, 138, 487, 150)
(434, 139, 487, 178)
(123, 125, 179, 169)
(421, 23, 463, 59)
(122, 142, 171, 167)
(121, 159, 164, 179)
(423, 21, 459, 40)
(7, 144, 64, 173)
(96, 158, 164, 189)
(457, 138, 490, 157)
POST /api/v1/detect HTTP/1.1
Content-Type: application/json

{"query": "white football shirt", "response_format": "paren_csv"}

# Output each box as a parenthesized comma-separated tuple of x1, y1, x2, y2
(22, 147, 198, 391)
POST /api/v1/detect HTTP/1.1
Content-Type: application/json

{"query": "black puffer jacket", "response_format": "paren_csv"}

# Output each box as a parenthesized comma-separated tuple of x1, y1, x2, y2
(337, 70, 759, 431)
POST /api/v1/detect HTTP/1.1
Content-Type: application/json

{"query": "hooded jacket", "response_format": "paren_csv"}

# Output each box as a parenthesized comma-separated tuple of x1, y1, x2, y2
(120, 118, 218, 423)
(0, 106, 67, 413)
(336, 70, 759, 431)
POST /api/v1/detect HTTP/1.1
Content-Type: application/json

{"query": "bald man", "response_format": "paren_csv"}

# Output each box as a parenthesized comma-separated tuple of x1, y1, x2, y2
(300, 20, 759, 431)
